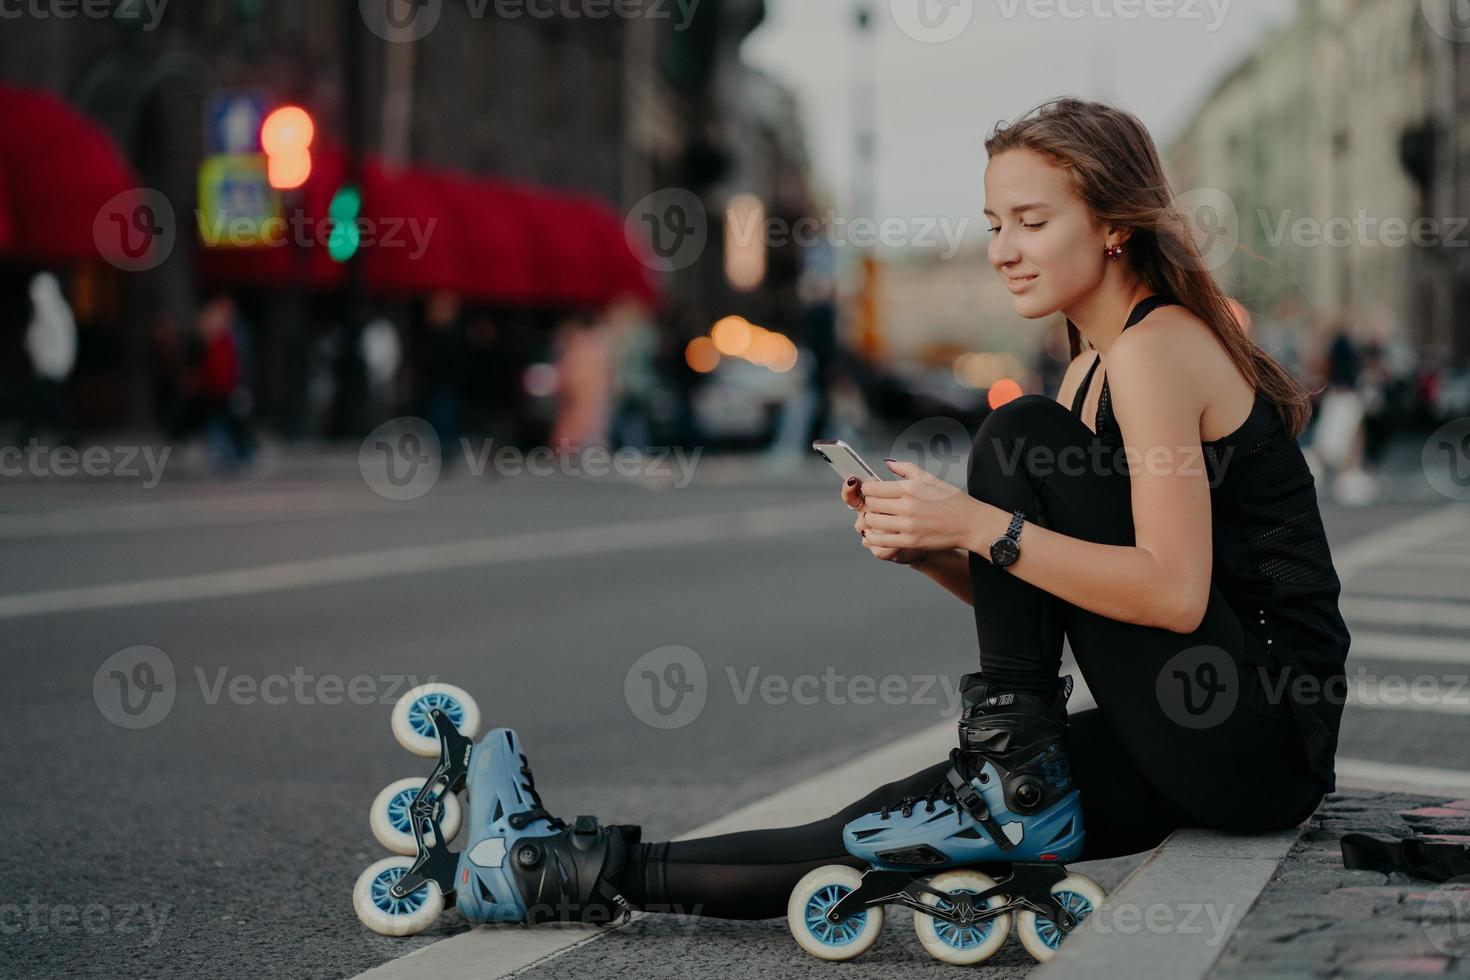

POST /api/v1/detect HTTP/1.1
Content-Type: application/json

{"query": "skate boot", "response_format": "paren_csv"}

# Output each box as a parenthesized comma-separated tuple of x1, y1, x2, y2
(354, 684, 640, 936)
(787, 674, 1104, 966)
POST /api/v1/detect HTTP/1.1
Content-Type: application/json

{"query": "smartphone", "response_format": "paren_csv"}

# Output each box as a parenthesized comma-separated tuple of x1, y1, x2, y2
(813, 439, 884, 483)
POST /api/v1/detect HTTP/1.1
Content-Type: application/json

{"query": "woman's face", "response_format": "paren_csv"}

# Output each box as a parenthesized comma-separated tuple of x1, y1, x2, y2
(984, 148, 1109, 319)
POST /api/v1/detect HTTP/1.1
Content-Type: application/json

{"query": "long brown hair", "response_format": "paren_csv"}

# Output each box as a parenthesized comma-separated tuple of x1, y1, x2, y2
(985, 97, 1312, 438)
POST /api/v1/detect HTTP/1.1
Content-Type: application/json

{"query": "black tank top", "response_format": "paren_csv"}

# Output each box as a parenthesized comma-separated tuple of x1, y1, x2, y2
(1070, 295, 1351, 792)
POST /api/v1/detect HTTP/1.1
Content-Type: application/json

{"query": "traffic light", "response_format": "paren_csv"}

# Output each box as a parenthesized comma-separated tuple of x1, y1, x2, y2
(328, 184, 362, 263)
(261, 105, 314, 190)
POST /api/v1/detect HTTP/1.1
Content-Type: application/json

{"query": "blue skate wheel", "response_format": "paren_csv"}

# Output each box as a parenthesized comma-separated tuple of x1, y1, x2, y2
(787, 865, 884, 961)
(1016, 872, 1106, 963)
(370, 776, 463, 855)
(914, 869, 1012, 965)
(392, 683, 481, 757)
(352, 855, 445, 937)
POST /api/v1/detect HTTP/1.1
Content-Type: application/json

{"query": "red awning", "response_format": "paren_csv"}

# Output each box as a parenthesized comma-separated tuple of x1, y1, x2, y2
(0, 82, 142, 263)
(199, 147, 659, 310)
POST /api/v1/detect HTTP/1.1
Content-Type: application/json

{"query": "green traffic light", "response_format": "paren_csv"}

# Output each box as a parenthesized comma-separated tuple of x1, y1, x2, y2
(328, 184, 362, 262)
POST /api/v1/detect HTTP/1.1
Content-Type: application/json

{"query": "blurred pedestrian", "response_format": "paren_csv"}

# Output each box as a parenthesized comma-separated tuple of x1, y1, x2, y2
(549, 311, 613, 456)
(360, 311, 404, 425)
(607, 297, 659, 452)
(195, 295, 254, 472)
(797, 270, 840, 443)
(418, 290, 466, 467)
(1307, 322, 1377, 506)
(19, 271, 77, 447)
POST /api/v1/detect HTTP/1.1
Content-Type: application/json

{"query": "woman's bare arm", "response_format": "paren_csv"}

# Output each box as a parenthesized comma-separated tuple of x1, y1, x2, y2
(909, 548, 973, 605)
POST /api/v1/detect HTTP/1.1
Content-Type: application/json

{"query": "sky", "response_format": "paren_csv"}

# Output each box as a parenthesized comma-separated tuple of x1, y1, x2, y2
(742, 0, 1301, 245)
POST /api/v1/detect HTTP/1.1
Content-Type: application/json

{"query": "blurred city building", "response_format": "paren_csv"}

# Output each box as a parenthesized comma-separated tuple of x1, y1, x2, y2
(1166, 0, 1470, 365)
(0, 0, 817, 444)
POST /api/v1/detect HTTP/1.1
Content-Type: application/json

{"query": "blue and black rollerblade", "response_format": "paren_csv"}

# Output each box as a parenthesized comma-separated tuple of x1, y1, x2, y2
(787, 673, 1104, 965)
(353, 683, 640, 936)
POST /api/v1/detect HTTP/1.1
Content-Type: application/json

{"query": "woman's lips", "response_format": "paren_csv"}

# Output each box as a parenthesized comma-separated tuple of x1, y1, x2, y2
(1006, 274, 1039, 292)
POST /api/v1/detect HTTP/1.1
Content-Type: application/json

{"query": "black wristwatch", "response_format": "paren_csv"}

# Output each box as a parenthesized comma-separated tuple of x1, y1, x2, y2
(990, 510, 1026, 569)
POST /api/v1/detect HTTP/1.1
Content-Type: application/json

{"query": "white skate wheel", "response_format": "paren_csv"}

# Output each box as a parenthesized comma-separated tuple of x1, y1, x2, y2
(391, 683, 481, 757)
(787, 865, 884, 961)
(369, 777, 463, 855)
(1015, 871, 1106, 962)
(352, 855, 445, 937)
(913, 869, 1013, 965)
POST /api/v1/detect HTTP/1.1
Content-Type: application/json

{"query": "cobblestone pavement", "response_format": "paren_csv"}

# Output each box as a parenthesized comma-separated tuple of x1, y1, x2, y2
(1211, 791, 1470, 978)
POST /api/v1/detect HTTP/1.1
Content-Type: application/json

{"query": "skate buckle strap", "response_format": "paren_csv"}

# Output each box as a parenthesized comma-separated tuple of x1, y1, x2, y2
(946, 767, 1017, 853)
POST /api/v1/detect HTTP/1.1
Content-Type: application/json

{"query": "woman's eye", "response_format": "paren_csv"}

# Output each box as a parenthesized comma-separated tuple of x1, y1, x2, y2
(1022, 221, 1046, 230)
(987, 227, 1002, 234)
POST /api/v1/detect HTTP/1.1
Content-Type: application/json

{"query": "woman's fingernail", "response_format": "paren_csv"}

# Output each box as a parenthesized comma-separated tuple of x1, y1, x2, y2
(883, 457, 897, 463)
(845, 476, 857, 486)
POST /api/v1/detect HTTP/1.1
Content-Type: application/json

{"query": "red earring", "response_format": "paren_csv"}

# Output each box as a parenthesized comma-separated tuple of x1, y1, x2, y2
(1104, 245, 1124, 261)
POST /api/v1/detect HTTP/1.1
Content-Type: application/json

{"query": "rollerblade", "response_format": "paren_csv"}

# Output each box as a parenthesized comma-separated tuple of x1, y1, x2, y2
(352, 683, 640, 936)
(787, 673, 1105, 965)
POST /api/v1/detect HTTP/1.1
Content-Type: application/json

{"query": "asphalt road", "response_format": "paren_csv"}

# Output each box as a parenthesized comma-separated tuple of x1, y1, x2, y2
(0, 444, 1459, 979)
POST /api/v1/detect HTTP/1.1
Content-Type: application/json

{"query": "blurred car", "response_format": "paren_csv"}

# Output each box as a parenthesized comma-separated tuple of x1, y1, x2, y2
(692, 357, 797, 448)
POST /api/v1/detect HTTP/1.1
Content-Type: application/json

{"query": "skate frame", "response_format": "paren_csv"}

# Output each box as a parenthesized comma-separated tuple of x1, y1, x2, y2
(827, 863, 1078, 934)
(389, 711, 474, 901)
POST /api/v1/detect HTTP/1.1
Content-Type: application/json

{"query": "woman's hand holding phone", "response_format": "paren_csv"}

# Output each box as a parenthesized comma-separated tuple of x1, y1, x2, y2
(841, 475, 931, 568)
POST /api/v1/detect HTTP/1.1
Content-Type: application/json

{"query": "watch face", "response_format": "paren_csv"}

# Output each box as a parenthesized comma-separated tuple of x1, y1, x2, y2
(991, 536, 1020, 567)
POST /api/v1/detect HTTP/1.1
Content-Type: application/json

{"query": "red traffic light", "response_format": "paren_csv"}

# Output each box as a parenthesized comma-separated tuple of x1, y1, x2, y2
(261, 105, 314, 190)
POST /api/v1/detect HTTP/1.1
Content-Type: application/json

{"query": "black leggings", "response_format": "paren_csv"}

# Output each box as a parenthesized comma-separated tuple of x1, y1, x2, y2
(622, 395, 1325, 919)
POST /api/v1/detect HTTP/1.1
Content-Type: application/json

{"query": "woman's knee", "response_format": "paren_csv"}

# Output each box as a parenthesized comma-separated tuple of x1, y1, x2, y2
(967, 395, 1094, 496)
